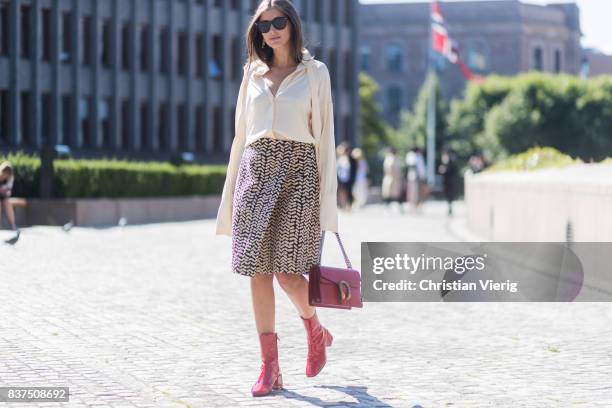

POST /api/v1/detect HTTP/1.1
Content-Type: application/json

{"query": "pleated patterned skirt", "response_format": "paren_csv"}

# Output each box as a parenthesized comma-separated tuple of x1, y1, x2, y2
(231, 137, 321, 277)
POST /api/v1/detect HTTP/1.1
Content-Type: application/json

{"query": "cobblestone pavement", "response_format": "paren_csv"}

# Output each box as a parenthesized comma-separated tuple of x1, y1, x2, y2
(1, 201, 611, 408)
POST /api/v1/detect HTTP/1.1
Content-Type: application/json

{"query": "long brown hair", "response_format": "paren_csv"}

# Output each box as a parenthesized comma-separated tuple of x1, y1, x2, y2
(245, 0, 306, 73)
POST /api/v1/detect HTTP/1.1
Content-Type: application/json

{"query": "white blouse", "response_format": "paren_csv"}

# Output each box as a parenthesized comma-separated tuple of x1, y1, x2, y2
(215, 48, 339, 236)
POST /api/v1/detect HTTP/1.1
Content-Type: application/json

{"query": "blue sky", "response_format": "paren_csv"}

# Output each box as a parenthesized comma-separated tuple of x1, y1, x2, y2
(360, 0, 612, 54)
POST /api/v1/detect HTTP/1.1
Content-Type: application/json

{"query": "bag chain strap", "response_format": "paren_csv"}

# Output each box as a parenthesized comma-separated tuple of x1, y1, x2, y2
(318, 231, 353, 269)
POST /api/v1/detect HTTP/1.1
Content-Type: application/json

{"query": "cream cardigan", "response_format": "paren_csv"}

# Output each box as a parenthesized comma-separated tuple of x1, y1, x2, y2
(215, 48, 339, 236)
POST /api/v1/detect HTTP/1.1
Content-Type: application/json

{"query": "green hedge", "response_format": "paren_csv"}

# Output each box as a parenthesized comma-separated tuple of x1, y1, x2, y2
(0, 152, 227, 198)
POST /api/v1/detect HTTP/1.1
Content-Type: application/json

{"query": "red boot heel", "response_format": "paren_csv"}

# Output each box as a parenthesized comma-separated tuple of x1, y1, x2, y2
(273, 373, 283, 389)
(325, 332, 333, 347)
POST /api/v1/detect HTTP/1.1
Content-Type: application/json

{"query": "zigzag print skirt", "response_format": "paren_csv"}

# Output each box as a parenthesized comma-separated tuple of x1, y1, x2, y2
(231, 137, 321, 277)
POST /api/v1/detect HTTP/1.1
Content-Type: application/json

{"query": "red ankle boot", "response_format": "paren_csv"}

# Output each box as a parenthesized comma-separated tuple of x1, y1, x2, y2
(251, 332, 283, 397)
(301, 310, 333, 377)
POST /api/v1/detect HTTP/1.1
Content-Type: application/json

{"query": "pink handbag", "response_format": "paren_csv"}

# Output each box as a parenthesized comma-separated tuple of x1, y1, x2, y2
(308, 231, 363, 309)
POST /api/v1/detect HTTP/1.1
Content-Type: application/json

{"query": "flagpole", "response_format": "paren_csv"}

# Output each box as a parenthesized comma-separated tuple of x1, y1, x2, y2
(426, 1, 436, 189)
(426, 70, 436, 189)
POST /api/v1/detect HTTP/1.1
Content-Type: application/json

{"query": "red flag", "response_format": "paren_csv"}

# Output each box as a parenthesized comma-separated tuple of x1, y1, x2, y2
(431, 1, 483, 82)
(431, 1, 451, 58)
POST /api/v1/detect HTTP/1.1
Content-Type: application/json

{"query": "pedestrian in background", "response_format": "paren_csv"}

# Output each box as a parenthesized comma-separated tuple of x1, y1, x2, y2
(381, 147, 404, 212)
(347, 143, 358, 211)
(0, 161, 18, 232)
(414, 147, 428, 207)
(467, 153, 486, 174)
(351, 147, 369, 209)
(215, 0, 336, 397)
(405, 149, 420, 211)
(336, 143, 352, 211)
(438, 149, 459, 216)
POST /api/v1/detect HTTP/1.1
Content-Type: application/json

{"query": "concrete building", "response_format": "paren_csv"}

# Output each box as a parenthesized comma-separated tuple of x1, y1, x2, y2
(583, 48, 612, 78)
(359, 0, 582, 127)
(0, 0, 360, 162)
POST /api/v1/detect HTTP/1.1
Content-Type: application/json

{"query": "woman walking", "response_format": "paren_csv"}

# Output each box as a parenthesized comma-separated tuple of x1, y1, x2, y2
(215, 0, 338, 397)
(381, 148, 403, 210)
(351, 148, 369, 209)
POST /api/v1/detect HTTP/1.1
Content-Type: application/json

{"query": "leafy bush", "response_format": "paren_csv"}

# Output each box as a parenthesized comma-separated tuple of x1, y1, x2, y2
(447, 73, 612, 163)
(485, 146, 582, 172)
(0, 151, 227, 198)
(447, 75, 515, 160)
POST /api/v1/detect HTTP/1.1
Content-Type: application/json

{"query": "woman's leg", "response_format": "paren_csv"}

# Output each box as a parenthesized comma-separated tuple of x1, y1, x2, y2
(3, 199, 17, 230)
(250, 273, 276, 333)
(274, 273, 314, 319)
(276, 272, 332, 377)
(250, 272, 283, 396)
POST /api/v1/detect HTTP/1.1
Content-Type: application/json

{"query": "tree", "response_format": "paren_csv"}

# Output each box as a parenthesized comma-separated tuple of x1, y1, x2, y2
(359, 72, 396, 186)
(397, 72, 447, 162)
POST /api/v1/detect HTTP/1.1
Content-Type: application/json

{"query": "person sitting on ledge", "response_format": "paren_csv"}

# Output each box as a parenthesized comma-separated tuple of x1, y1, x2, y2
(0, 161, 19, 232)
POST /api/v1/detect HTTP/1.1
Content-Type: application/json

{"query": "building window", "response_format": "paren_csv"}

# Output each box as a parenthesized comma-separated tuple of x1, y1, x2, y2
(231, 0, 240, 10)
(314, 0, 323, 23)
(41, 93, 52, 144)
(467, 40, 487, 73)
(80, 97, 92, 147)
(346, 0, 353, 27)
(195, 104, 205, 151)
(101, 19, 112, 67)
(0, 90, 9, 144)
(99, 99, 111, 148)
(20, 92, 32, 145)
(329, 49, 336, 90)
(177, 103, 188, 150)
(158, 102, 169, 149)
(61, 12, 72, 64)
(140, 25, 150, 72)
(159, 27, 169, 74)
(214, 0, 223, 8)
(195, 33, 205, 78)
(386, 43, 402, 72)
(231, 36, 241, 80)
(121, 100, 131, 149)
(61, 95, 72, 145)
(121, 23, 131, 70)
(344, 50, 352, 90)
(0, 3, 9, 56)
(140, 101, 150, 150)
(41, 8, 52, 62)
(360, 45, 371, 72)
(213, 106, 221, 152)
(211, 35, 222, 80)
(177, 31, 187, 76)
(21, 5, 32, 59)
(330, 0, 338, 24)
(82, 16, 93, 66)
(554, 49, 562, 73)
(532, 46, 543, 71)
(344, 115, 353, 142)
(387, 85, 402, 117)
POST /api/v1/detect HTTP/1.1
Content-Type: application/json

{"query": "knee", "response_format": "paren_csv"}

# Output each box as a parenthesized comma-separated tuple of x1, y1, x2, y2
(275, 273, 302, 292)
(251, 273, 273, 286)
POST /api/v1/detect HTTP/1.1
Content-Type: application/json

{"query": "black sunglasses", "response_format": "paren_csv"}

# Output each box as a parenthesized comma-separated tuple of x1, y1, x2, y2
(256, 16, 288, 33)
